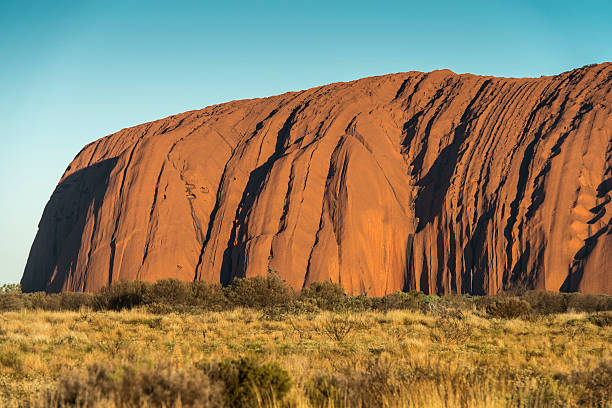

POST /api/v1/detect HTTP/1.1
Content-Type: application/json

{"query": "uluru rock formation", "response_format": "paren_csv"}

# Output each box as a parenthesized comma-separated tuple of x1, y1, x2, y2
(22, 63, 612, 295)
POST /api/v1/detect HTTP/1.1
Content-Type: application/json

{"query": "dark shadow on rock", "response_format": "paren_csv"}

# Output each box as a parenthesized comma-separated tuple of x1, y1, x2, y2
(402, 234, 415, 292)
(596, 177, 612, 198)
(21, 157, 119, 293)
(414, 80, 491, 233)
(461, 205, 493, 295)
(561, 222, 610, 292)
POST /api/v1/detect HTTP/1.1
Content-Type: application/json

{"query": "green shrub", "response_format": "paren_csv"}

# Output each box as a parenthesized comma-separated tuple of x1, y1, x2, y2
(59, 292, 94, 311)
(1, 286, 91, 312)
(94, 281, 149, 311)
(190, 281, 228, 310)
(566, 292, 611, 313)
(27, 292, 88, 311)
(0, 292, 26, 311)
(207, 357, 292, 408)
(30, 293, 61, 310)
(442, 294, 478, 312)
(520, 291, 612, 315)
(300, 281, 346, 311)
(375, 291, 429, 312)
(225, 274, 294, 309)
(261, 298, 320, 320)
(144, 279, 191, 306)
(6, 277, 611, 314)
(343, 293, 372, 312)
(521, 291, 568, 314)
(419, 294, 444, 313)
(485, 297, 531, 319)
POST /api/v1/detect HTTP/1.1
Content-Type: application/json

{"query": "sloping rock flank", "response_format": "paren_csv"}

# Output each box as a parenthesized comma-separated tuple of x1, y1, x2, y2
(22, 64, 612, 295)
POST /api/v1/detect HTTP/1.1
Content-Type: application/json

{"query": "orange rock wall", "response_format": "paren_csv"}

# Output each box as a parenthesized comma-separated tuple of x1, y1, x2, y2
(22, 64, 612, 295)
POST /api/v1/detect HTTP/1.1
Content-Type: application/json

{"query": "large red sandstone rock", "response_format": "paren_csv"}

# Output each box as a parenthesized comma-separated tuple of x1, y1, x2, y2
(22, 64, 612, 295)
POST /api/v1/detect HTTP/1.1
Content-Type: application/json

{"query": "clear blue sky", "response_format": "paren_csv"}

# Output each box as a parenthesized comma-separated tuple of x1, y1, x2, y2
(0, 0, 610, 284)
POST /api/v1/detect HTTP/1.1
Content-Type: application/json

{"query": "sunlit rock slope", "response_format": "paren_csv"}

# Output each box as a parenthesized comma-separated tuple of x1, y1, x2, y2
(22, 63, 612, 295)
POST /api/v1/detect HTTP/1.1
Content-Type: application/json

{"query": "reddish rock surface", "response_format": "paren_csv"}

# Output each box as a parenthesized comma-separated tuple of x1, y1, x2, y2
(22, 64, 612, 295)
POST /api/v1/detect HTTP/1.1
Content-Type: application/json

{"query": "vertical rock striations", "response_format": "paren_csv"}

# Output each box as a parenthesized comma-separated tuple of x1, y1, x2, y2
(22, 63, 612, 295)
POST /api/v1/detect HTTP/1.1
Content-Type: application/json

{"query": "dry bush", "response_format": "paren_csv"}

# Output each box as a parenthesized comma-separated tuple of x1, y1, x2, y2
(289, 318, 314, 340)
(0, 350, 22, 371)
(41, 363, 223, 408)
(261, 305, 290, 321)
(430, 312, 472, 345)
(563, 360, 612, 407)
(485, 297, 531, 319)
(438, 308, 465, 320)
(317, 315, 357, 342)
(306, 355, 401, 407)
(145, 302, 176, 314)
(587, 312, 612, 327)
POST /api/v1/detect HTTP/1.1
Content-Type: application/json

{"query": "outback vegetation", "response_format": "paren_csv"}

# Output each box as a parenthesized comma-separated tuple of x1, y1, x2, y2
(0, 277, 610, 407)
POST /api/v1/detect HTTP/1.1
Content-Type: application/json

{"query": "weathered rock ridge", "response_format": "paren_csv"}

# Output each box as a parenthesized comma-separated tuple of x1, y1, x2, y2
(22, 64, 612, 295)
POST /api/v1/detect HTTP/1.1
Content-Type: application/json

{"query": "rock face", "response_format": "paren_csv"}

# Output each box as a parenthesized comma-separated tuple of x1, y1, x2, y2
(22, 64, 612, 295)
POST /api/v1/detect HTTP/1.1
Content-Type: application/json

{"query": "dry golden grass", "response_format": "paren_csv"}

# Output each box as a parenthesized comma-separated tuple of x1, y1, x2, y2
(0, 308, 610, 407)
